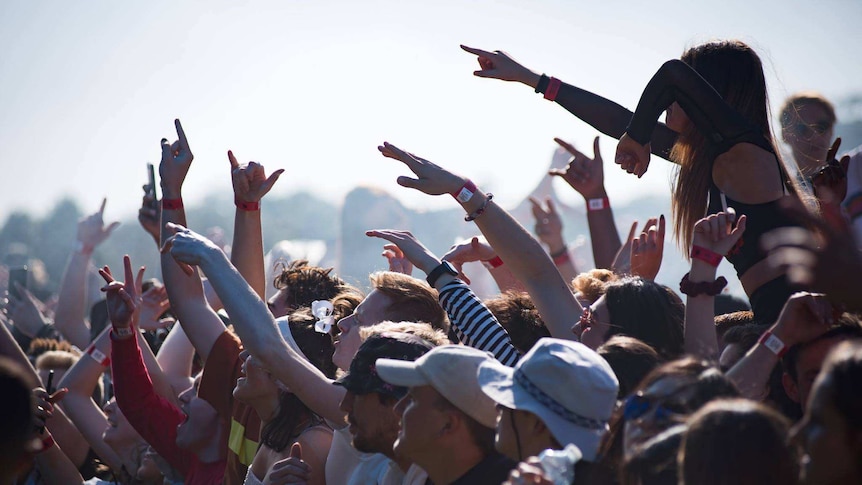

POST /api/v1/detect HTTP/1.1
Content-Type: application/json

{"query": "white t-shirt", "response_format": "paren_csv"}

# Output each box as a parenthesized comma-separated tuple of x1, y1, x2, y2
(325, 426, 391, 485)
(381, 462, 429, 485)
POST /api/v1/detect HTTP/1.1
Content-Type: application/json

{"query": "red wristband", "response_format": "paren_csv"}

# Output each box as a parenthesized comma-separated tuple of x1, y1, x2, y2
(86, 345, 111, 367)
(587, 197, 610, 212)
(162, 198, 184, 210)
(38, 435, 55, 453)
(552, 249, 570, 266)
(452, 180, 478, 203)
(691, 245, 722, 267)
(112, 326, 135, 339)
(544, 77, 561, 102)
(846, 192, 862, 220)
(235, 199, 260, 211)
(483, 255, 504, 269)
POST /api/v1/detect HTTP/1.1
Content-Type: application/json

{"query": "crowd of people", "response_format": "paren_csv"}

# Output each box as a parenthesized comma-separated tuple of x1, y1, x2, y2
(2, 39, 862, 485)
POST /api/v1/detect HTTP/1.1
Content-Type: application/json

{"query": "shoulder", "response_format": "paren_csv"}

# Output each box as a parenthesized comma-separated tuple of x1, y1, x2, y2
(713, 144, 785, 203)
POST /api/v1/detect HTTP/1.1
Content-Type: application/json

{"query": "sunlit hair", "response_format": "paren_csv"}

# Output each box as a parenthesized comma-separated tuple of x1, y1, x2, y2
(272, 259, 355, 310)
(670, 39, 804, 252)
(35, 350, 79, 372)
(779, 91, 837, 130)
(368, 272, 449, 332)
(572, 269, 618, 304)
(28, 338, 79, 360)
(359, 321, 450, 347)
(597, 336, 661, 398)
(679, 399, 797, 485)
(484, 291, 548, 354)
(815, 340, 862, 433)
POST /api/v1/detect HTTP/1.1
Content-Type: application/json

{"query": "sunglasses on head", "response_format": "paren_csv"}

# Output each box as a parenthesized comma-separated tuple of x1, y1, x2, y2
(622, 392, 685, 422)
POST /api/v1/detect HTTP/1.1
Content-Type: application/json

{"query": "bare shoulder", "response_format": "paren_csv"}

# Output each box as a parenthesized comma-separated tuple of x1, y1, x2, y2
(713, 143, 785, 204)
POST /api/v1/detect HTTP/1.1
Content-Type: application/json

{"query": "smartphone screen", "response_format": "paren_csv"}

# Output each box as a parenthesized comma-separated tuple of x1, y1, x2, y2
(9, 266, 27, 299)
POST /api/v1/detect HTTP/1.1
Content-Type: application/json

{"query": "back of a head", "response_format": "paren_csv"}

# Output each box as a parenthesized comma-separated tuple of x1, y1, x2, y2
(638, 358, 739, 413)
(359, 320, 451, 347)
(0, 357, 36, 479)
(485, 291, 549, 354)
(604, 277, 685, 359)
(287, 308, 339, 379)
(820, 340, 862, 433)
(369, 271, 449, 332)
(783, 315, 862, 382)
(273, 260, 355, 309)
(572, 269, 618, 305)
(714, 310, 755, 343)
(680, 399, 797, 485)
(598, 336, 661, 398)
(621, 425, 686, 485)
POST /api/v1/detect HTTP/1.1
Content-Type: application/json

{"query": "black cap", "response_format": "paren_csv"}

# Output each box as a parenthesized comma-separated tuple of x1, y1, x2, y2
(333, 332, 434, 398)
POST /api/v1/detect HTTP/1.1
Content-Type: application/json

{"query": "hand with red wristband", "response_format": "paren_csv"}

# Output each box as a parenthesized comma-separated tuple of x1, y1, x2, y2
(77, 198, 120, 255)
(32, 386, 69, 433)
(228, 150, 284, 211)
(378, 142, 468, 197)
(380, 243, 414, 276)
(158, 119, 193, 202)
(631, 215, 666, 281)
(529, 197, 565, 251)
(460, 45, 540, 87)
(550, 136, 608, 202)
(691, 209, 747, 262)
(441, 236, 499, 284)
(98, 255, 145, 339)
(769, 292, 834, 349)
(615, 133, 651, 179)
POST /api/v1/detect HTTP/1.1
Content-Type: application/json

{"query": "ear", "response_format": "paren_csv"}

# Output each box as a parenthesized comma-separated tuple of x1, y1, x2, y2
(782, 372, 801, 403)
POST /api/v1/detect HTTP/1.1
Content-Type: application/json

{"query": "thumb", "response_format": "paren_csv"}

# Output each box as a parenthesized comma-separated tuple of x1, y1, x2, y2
(106, 221, 121, 234)
(592, 136, 601, 161)
(260, 169, 285, 194)
(473, 69, 498, 78)
(49, 388, 69, 404)
(290, 442, 302, 460)
(396, 176, 423, 191)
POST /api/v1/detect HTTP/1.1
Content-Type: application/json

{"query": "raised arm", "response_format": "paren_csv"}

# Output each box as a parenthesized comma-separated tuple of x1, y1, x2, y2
(158, 119, 225, 362)
(529, 197, 578, 282)
(727, 292, 833, 400)
(31, 388, 85, 485)
(162, 224, 348, 424)
(460, 45, 678, 159)
(227, 150, 284, 298)
(366, 229, 520, 365)
(616, 59, 766, 177)
(54, 199, 120, 348)
(550, 136, 622, 269)
(378, 142, 581, 340)
(442, 236, 527, 293)
(683, 210, 746, 359)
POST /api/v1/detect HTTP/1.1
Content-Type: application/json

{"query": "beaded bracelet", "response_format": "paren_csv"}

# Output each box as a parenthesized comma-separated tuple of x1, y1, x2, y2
(465, 194, 494, 222)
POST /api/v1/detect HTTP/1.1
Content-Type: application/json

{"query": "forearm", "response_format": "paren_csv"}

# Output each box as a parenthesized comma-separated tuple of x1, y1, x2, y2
(231, 208, 267, 298)
(138, 330, 181, 406)
(465, 195, 581, 339)
(583, 191, 622, 270)
(54, 250, 93, 348)
(156, 323, 195, 396)
(437, 279, 520, 366)
(45, 405, 90, 469)
(0, 320, 40, 384)
(487, 265, 527, 293)
(726, 344, 779, 401)
(683, 261, 719, 360)
(34, 436, 85, 485)
(199, 247, 348, 423)
(59, 326, 111, 400)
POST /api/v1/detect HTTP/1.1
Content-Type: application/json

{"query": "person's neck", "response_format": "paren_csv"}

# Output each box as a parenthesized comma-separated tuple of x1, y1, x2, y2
(422, 443, 485, 485)
(248, 395, 279, 424)
(192, 425, 228, 463)
(115, 440, 145, 476)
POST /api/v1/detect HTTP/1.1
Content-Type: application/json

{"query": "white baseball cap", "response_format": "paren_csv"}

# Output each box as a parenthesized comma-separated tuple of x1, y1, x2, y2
(477, 338, 618, 461)
(376, 345, 498, 428)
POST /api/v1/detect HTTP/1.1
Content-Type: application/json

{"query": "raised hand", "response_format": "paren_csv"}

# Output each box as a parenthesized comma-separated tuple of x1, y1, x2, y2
(615, 133, 651, 178)
(98, 255, 145, 330)
(138, 184, 161, 243)
(160, 222, 222, 275)
(631, 215, 666, 280)
(610, 221, 639, 274)
(137, 285, 174, 331)
(377, 142, 465, 196)
(265, 443, 310, 485)
(77, 199, 120, 253)
(530, 197, 564, 248)
(228, 150, 284, 204)
(32, 386, 69, 430)
(460, 45, 539, 86)
(692, 209, 747, 257)
(5, 285, 52, 338)
(159, 119, 193, 198)
(442, 236, 498, 283)
(771, 292, 834, 347)
(381, 244, 413, 276)
(811, 137, 850, 204)
(550, 137, 606, 199)
(365, 230, 441, 275)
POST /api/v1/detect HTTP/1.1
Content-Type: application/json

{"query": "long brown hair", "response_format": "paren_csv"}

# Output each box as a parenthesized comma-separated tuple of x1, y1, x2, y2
(670, 40, 799, 251)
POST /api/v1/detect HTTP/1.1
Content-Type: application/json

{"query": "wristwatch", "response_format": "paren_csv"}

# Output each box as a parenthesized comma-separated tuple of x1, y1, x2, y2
(426, 261, 458, 288)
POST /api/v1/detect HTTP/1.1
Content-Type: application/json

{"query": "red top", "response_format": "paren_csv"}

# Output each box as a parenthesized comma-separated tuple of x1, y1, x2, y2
(111, 333, 226, 484)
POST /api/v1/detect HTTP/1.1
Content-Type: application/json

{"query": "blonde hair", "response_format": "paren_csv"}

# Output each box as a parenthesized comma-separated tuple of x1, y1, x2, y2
(359, 321, 451, 347)
(572, 269, 618, 304)
(35, 350, 79, 371)
(369, 272, 449, 332)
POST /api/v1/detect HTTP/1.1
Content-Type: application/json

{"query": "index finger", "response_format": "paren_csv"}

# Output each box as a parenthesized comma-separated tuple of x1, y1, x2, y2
(826, 137, 841, 162)
(553, 138, 588, 160)
(174, 119, 188, 148)
(460, 44, 495, 58)
(545, 197, 558, 215)
(528, 197, 544, 218)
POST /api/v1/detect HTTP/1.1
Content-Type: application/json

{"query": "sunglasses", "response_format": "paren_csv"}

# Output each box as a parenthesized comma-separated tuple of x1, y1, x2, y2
(622, 392, 686, 422)
(792, 121, 831, 138)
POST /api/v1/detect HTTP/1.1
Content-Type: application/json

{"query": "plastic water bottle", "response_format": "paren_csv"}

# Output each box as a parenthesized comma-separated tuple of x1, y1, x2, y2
(536, 444, 582, 485)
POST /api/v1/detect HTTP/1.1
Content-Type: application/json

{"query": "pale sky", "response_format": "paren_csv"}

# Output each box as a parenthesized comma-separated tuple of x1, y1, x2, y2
(1, 0, 860, 223)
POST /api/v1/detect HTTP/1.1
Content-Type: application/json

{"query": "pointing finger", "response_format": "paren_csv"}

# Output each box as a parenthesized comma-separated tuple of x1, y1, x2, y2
(460, 44, 495, 58)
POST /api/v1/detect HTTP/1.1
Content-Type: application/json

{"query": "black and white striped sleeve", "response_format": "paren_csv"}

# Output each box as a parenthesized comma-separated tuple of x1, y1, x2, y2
(438, 279, 520, 367)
